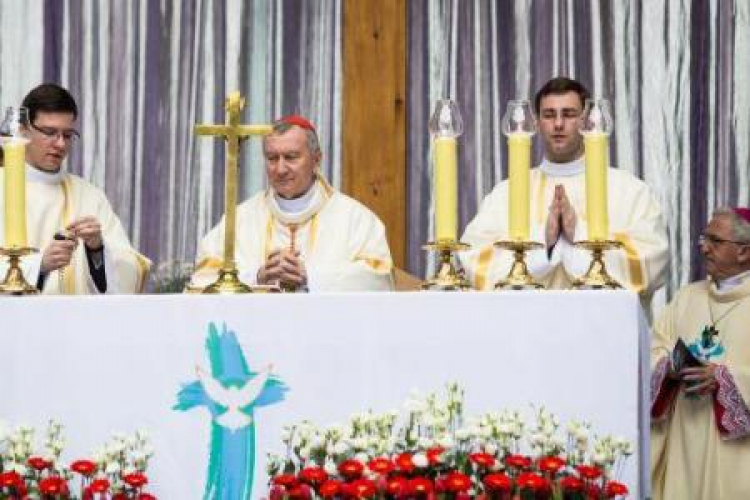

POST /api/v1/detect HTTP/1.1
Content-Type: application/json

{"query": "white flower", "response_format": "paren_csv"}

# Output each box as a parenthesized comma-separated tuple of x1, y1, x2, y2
(455, 428, 470, 440)
(484, 442, 498, 455)
(437, 435, 454, 449)
(333, 441, 349, 455)
(354, 452, 369, 463)
(105, 461, 121, 475)
(417, 437, 434, 449)
(412, 452, 428, 468)
(324, 458, 338, 475)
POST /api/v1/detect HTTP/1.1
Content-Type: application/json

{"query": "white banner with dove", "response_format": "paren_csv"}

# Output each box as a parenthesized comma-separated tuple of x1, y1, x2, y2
(0, 292, 647, 499)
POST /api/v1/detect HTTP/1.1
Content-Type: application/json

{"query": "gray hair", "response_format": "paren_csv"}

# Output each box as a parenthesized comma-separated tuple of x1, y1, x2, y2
(266, 121, 321, 155)
(714, 208, 750, 243)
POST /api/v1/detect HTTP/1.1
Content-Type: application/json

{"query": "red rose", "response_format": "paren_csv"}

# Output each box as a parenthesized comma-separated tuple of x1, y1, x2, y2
(443, 471, 471, 493)
(386, 476, 409, 496)
(0, 471, 24, 490)
(538, 456, 566, 474)
(575, 464, 603, 480)
(39, 476, 69, 495)
(426, 447, 444, 465)
(585, 483, 603, 497)
(272, 473, 299, 488)
(319, 479, 343, 498)
(299, 466, 328, 485)
(604, 480, 629, 498)
(517, 472, 550, 492)
(138, 494, 157, 500)
(269, 485, 288, 500)
(27, 456, 51, 471)
(368, 457, 395, 475)
(483, 472, 512, 492)
(90, 478, 111, 493)
(559, 475, 584, 492)
(469, 452, 496, 468)
(338, 459, 365, 479)
(348, 478, 377, 498)
(408, 477, 434, 495)
(287, 483, 313, 499)
(71, 459, 97, 476)
(122, 472, 149, 488)
(395, 452, 415, 473)
(505, 454, 532, 470)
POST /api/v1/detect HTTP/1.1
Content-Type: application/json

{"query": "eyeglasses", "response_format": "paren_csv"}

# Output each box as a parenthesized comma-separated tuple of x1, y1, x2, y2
(699, 233, 748, 247)
(30, 123, 80, 143)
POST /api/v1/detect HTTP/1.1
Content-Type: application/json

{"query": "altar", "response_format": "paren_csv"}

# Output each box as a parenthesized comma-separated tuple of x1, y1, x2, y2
(0, 291, 648, 498)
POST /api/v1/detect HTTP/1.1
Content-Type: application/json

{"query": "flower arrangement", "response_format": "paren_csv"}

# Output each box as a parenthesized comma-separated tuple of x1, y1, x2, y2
(267, 384, 631, 499)
(0, 420, 156, 499)
(149, 260, 194, 294)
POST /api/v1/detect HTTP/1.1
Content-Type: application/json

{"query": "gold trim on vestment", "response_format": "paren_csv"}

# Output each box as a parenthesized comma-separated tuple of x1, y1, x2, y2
(195, 257, 224, 271)
(60, 178, 76, 294)
(613, 232, 644, 293)
(133, 252, 152, 293)
(357, 255, 392, 273)
(474, 245, 494, 290)
(536, 172, 548, 227)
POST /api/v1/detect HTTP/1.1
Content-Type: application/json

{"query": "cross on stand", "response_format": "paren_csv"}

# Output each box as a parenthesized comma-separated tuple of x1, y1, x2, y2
(194, 91, 272, 293)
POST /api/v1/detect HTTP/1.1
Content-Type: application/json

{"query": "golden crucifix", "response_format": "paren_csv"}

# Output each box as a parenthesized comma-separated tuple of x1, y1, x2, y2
(194, 91, 272, 293)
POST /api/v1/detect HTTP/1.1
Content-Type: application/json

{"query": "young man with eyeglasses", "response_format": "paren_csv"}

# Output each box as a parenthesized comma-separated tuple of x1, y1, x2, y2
(460, 77, 668, 310)
(651, 207, 750, 499)
(1, 83, 150, 293)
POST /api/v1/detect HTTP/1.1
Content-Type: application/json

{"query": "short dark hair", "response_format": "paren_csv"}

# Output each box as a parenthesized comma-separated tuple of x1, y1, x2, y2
(21, 83, 78, 124)
(534, 77, 591, 114)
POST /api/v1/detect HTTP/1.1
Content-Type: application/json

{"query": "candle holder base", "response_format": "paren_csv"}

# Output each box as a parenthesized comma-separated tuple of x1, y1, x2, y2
(201, 267, 279, 294)
(422, 240, 471, 291)
(571, 240, 623, 290)
(494, 240, 545, 290)
(0, 247, 39, 296)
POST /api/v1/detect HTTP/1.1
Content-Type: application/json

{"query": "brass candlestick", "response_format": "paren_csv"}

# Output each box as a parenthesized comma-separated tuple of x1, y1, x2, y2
(422, 240, 471, 291)
(494, 240, 545, 290)
(0, 247, 39, 295)
(572, 240, 623, 289)
(193, 92, 273, 294)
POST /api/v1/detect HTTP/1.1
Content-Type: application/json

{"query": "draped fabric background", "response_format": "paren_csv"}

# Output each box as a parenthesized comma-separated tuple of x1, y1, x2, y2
(408, 0, 749, 294)
(0, 1, 748, 295)
(0, 0, 342, 276)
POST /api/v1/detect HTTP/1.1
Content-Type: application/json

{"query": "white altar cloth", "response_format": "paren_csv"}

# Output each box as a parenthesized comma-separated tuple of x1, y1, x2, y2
(0, 291, 648, 498)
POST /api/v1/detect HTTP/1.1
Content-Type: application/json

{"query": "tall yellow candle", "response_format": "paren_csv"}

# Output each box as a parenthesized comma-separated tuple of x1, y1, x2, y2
(507, 134, 532, 240)
(3, 140, 27, 248)
(584, 133, 609, 241)
(434, 136, 458, 242)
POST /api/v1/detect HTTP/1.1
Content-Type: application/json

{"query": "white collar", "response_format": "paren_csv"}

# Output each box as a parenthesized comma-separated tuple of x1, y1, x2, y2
(266, 181, 328, 225)
(716, 270, 750, 292)
(540, 157, 585, 177)
(25, 164, 65, 185)
(274, 184, 317, 214)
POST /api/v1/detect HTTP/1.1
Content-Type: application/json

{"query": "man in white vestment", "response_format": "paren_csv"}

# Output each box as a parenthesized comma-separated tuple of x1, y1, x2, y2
(651, 208, 750, 499)
(0, 83, 150, 293)
(460, 77, 668, 307)
(192, 115, 393, 292)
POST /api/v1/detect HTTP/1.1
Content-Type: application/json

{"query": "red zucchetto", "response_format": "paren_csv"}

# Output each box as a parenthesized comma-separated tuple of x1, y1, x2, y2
(277, 114, 316, 133)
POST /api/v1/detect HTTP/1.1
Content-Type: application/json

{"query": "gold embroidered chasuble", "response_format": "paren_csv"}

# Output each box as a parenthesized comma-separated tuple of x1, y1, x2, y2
(0, 167, 150, 293)
(194, 180, 393, 291)
(460, 164, 668, 304)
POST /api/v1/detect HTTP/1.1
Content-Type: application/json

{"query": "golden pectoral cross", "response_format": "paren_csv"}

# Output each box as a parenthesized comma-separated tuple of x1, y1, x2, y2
(279, 223, 299, 293)
(194, 91, 272, 293)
